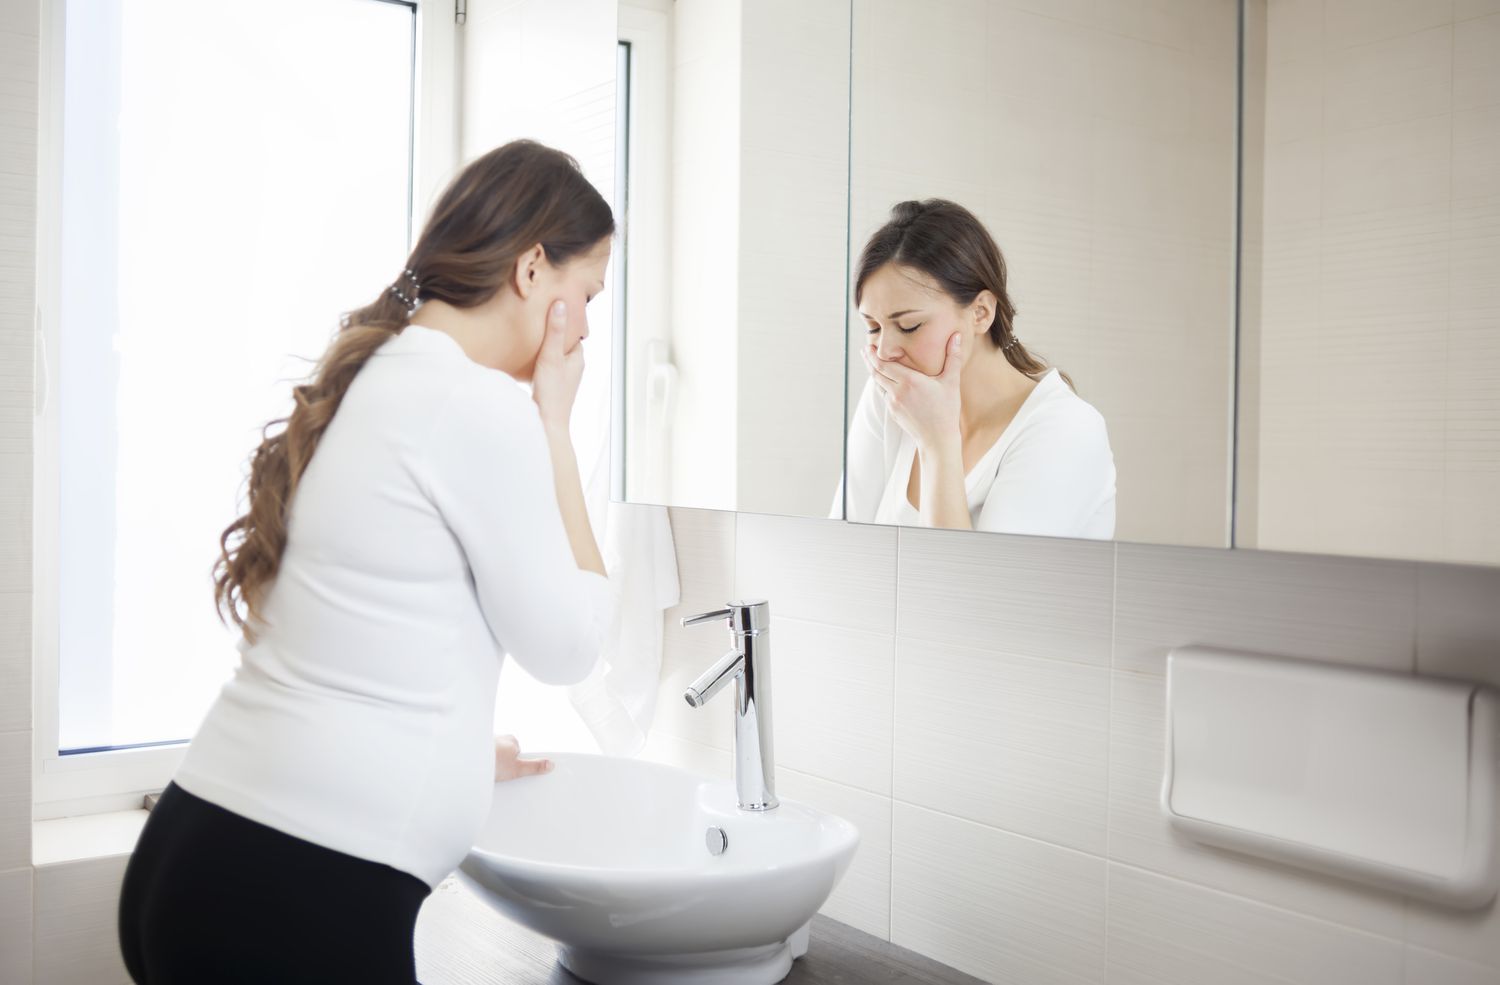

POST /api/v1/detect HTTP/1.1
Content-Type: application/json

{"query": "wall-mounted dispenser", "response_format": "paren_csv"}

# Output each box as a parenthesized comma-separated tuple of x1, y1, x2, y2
(1163, 646, 1499, 908)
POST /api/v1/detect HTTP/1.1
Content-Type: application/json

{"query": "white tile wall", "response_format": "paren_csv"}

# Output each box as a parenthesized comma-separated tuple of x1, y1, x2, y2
(0, 731, 28, 873)
(892, 802, 1107, 984)
(657, 505, 1500, 982)
(33, 858, 131, 985)
(0, 866, 32, 984)
(1105, 863, 1404, 985)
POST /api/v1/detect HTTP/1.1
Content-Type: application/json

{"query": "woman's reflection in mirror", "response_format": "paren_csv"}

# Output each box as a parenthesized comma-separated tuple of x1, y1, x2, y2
(838, 199, 1116, 537)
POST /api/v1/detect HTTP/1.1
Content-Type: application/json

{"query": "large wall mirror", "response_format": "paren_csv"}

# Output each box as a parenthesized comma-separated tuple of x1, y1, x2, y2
(842, 0, 1241, 548)
(612, 0, 1500, 567)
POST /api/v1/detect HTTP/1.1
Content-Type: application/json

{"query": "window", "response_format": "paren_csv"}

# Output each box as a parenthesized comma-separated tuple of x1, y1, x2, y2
(36, 0, 440, 812)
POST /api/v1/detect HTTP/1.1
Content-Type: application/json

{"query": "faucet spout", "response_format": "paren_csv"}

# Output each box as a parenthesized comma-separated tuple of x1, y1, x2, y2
(684, 648, 743, 708)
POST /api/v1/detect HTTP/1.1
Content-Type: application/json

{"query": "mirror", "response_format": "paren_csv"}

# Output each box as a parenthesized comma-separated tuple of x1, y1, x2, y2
(1235, 1, 1500, 567)
(842, 0, 1242, 546)
(615, 0, 852, 518)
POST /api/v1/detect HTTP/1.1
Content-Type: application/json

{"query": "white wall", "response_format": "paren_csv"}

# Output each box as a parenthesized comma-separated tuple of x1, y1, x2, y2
(735, 0, 850, 517)
(651, 506, 1500, 984)
(848, 0, 1240, 548)
(667, 0, 740, 510)
(1250, 0, 1500, 566)
(656, 0, 850, 518)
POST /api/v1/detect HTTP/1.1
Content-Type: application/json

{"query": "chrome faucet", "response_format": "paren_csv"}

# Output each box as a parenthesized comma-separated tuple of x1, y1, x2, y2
(681, 599, 778, 812)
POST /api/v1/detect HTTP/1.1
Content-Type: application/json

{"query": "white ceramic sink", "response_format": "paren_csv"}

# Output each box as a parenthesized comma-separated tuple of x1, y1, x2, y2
(457, 753, 860, 985)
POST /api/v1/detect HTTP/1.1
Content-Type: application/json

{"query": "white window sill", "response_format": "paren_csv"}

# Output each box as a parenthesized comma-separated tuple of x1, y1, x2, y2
(33, 809, 149, 866)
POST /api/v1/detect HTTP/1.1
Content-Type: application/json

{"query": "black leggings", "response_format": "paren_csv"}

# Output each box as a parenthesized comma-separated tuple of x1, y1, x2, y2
(118, 781, 432, 984)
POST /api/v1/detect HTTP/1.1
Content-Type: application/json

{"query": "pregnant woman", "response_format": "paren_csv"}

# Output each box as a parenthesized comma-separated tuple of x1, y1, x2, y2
(117, 140, 615, 984)
(842, 199, 1116, 538)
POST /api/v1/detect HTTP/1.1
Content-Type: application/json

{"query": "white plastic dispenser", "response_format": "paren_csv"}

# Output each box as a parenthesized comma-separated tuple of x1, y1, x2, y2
(1162, 645, 1499, 908)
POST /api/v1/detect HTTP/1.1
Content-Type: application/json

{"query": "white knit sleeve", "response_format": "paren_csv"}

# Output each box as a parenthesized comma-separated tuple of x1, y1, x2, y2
(417, 373, 612, 686)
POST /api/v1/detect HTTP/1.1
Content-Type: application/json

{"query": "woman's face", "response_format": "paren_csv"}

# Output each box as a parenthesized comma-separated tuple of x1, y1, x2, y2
(857, 263, 970, 377)
(513, 237, 611, 380)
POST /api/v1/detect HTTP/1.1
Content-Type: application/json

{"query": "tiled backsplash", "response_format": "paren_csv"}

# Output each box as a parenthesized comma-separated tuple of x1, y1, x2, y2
(648, 506, 1500, 985)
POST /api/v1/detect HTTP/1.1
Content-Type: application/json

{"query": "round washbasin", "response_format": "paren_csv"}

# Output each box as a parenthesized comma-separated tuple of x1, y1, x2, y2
(456, 752, 860, 985)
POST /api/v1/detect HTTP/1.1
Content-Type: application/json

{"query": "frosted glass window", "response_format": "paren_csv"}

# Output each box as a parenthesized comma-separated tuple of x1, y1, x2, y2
(57, 0, 415, 751)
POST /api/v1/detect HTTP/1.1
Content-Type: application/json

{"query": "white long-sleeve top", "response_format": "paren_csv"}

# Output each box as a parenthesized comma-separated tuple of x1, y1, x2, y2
(840, 369, 1117, 538)
(174, 323, 612, 888)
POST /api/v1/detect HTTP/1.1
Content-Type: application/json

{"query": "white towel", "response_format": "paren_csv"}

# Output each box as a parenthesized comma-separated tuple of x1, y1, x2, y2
(567, 501, 679, 755)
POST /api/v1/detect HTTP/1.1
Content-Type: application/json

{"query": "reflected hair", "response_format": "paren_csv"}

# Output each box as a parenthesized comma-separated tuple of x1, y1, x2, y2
(854, 198, 1070, 389)
(214, 139, 614, 640)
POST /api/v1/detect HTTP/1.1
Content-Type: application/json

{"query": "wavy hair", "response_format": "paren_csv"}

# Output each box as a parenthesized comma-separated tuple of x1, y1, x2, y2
(214, 139, 614, 638)
(855, 198, 1071, 389)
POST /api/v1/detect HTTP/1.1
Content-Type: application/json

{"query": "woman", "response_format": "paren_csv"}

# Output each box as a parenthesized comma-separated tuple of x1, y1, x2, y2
(117, 140, 616, 984)
(841, 199, 1116, 538)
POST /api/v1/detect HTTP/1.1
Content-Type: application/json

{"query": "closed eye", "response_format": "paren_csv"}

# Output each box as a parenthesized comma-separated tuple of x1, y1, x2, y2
(897, 323, 922, 334)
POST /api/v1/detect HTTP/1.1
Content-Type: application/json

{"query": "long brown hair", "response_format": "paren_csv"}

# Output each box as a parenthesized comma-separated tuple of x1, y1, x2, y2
(854, 199, 1071, 388)
(214, 139, 614, 638)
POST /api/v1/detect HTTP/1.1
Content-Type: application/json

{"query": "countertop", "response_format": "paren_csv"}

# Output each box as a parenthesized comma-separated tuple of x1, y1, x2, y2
(413, 875, 988, 985)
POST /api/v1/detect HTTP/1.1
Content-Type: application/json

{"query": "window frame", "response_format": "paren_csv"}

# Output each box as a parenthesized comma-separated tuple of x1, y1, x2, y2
(31, 0, 460, 821)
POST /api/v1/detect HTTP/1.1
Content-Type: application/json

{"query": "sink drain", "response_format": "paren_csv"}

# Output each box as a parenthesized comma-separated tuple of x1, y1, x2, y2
(705, 826, 728, 856)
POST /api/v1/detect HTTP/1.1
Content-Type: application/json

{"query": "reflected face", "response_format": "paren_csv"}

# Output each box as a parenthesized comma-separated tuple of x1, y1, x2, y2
(857, 263, 968, 377)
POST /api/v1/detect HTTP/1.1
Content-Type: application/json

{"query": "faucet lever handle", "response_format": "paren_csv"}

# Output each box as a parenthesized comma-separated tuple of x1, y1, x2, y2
(681, 607, 734, 628)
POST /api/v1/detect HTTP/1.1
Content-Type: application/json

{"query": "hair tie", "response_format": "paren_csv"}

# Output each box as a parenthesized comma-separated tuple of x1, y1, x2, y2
(1002, 335, 1021, 351)
(388, 268, 420, 315)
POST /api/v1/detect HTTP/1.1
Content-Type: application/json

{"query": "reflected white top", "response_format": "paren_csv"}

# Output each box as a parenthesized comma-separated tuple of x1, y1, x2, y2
(840, 369, 1117, 538)
(174, 324, 612, 888)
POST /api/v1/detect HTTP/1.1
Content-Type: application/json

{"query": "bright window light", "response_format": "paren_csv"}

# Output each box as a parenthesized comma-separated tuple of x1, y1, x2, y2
(56, 0, 415, 752)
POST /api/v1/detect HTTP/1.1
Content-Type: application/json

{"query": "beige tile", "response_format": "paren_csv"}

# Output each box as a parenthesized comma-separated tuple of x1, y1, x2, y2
(1108, 669, 1410, 938)
(777, 768, 892, 941)
(0, 865, 31, 985)
(1443, 471, 1500, 567)
(1325, 0, 1454, 49)
(1416, 564, 1500, 687)
(1091, 0, 1196, 50)
(35, 855, 133, 985)
(0, 452, 29, 594)
(1404, 947, 1500, 985)
(0, 592, 27, 733)
(1267, 0, 1326, 63)
(1089, 33, 1194, 138)
(0, 729, 28, 872)
(1107, 863, 1404, 985)
(735, 513, 897, 633)
(772, 616, 893, 796)
(1453, 105, 1500, 204)
(988, 5, 1092, 114)
(1323, 25, 1453, 133)
(893, 636, 1109, 854)
(1456, 13, 1500, 110)
(1458, 0, 1500, 19)
(1406, 895, 1500, 973)
(1323, 113, 1451, 218)
(1265, 59, 1326, 145)
(897, 527, 1113, 668)
(1113, 543, 1417, 677)
(891, 803, 1106, 984)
